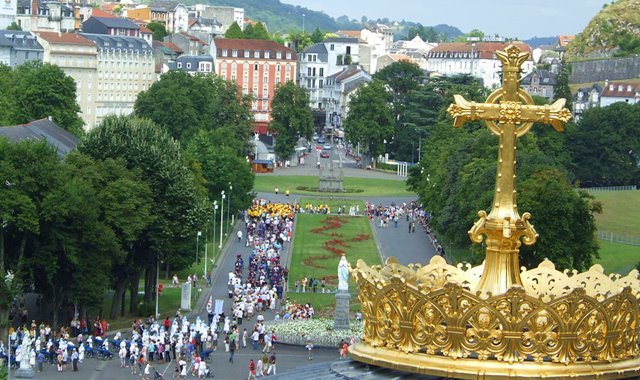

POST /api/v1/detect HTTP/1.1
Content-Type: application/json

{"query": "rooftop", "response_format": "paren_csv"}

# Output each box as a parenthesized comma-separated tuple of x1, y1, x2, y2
(601, 81, 640, 97)
(428, 42, 533, 60)
(35, 31, 94, 46)
(214, 38, 296, 56)
(0, 118, 78, 156)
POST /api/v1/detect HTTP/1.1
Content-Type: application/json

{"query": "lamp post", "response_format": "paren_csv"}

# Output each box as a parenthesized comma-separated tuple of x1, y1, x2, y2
(302, 13, 305, 33)
(155, 252, 159, 319)
(227, 183, 232, 234)
(219, 191, 225, 249)
(196, 231, 201, 264)
(209, 201, 218, 278)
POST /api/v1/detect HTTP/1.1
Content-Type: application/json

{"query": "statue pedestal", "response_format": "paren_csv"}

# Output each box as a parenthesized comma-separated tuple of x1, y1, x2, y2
(180, 283, 192, 311)
(334, 290, 351, 330)
(15, 365, 35, 378)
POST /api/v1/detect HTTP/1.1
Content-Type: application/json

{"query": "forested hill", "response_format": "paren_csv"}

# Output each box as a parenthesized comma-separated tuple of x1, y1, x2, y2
(204, 0, 356, 32)
(202, 0, 464, 39)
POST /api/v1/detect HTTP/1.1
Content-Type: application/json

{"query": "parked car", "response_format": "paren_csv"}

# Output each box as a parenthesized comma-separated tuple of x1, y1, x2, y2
(323, 144, 332, 150)
(318, 137, 325, 144)
(320, 152, 330, 158)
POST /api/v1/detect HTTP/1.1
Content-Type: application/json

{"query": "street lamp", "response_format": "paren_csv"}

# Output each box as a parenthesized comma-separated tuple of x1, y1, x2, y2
(227, 183, 232, 233)
(209, 201, 218, 278)
(220, 191, 225, 249)
(196, 231, 201, 264)
(302, 13, 305, 33)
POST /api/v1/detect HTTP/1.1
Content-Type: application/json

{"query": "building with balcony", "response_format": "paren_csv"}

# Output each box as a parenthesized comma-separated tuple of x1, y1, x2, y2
(212, 38, 296, 134)
(323, 65, 371, 133)
(16, 0, 74, 33)
(81, 33, 155, 128)
(188, 4, 243, 32)
(149, 1, 188, 33)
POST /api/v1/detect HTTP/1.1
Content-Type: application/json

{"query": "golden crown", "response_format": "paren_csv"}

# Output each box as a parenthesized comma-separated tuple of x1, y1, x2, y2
(350, 256, 640, 378)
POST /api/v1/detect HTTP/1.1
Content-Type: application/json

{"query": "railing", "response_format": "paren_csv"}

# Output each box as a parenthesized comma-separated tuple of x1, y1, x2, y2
(597, 230, 640, 247)
(582, 185, 637, 192)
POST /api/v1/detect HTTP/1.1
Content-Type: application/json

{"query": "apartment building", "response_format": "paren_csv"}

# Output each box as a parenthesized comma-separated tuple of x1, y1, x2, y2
(34, 31, 97, 129)
(212, 38, 296, 134)
(427, 42, 534, 88)
(81, 33, 155, 127)
(16, 0, 74, 33)
(188, 5, 243, 32)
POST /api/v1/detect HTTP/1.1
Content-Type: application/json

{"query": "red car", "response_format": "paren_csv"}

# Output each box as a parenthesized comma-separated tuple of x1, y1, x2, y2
(320, 152, 330, 158)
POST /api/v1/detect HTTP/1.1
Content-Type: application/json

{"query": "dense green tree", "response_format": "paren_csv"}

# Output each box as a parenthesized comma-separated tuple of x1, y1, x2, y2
(343, 80, 394, 161)
(147, 21, 168, 41)
(407, 24, 444, 42)
(186, 130, 255, 214)
(225, 22, 244, 39)
(269, 81, 314, 160)
(553, 61, 573, 110)
(134, 71, 254, 153)
(287, 31, 312, 52)
(79, 116, 207, 313)
(6, 22, 21, 31)
(0, 65, 15, 127)
(10, 61, 84, 136)
(567, 102, 640, 187)
(311, 27, 324, 43)
(246, 22, 270, 40)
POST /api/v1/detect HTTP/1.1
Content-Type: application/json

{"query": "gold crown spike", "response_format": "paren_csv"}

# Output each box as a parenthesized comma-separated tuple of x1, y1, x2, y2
(349, 45, 640, 378)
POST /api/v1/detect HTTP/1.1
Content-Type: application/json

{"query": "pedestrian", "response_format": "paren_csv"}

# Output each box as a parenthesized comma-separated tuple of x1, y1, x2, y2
(36, 350, 45, 372)
(237, 230, 243, 242)
(179, 356, 187, 378)
(71, 348, 79, 372)
(229, 337, 236, 363)
(321, 278, 326, 293)
(129, 352, 137, 374)
(242, 328, 248, 348)
(262, 332, 272, 353)
(267, 353, 276, 376)
(274, 187, 279, 195)
(248, 358, 256, 379)
(305, 339, 313, 360)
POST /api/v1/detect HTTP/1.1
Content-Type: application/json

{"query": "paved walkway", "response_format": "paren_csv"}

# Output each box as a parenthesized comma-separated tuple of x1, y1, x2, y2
(18, 191, 437, 379)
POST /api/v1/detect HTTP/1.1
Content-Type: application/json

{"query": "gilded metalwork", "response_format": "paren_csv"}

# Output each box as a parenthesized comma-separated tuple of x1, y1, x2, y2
(350, 45, 640, 378)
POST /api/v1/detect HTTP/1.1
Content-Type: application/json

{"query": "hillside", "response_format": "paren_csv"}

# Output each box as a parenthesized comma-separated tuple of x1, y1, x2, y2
(205, 0, 357, 33)
(568, 0, 640, 57)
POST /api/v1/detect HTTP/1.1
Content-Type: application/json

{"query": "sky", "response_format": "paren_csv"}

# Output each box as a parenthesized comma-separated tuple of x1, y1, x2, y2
(282, 0, 611, 39)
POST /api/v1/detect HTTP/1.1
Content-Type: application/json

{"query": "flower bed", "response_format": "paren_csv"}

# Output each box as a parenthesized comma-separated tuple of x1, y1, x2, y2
(267, 318, 362, 347)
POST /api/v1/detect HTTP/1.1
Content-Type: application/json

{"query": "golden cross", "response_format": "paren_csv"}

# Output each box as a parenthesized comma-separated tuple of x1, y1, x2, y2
(447, 45, 572, 295)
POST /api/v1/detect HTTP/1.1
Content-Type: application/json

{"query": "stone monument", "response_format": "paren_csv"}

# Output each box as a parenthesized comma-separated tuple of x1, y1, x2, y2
(334, 254, 350, 330)
(318, 159, 344, 192)
(180, 282, 192, 311)
(15, 332, 34, 378)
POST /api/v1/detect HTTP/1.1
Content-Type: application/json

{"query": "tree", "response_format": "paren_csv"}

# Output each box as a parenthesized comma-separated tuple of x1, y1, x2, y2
(186, 131, 255, 214)
(134, 71, 254, 153)
(79, 115, 207, 314)
(146, 21, 168, 41)
(311, 27, 324, 43)
(10, 61, 84, 136)
(250, 22, 270, 40)
(6, 22, 21, 31)
(343, 80, 394, 161)
(553, 61, 573, 110)
(0, 65, 15, 126)
(225, 22, 244, 39)
(567, 102, 640, 187)
(268, 81, 314, 160)
(407, 24, 443, 43)
(287, 31, 312, 52)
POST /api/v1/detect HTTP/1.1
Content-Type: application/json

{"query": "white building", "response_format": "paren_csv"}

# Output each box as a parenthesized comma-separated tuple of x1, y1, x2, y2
(150, 1, 188, 33)
(323, 66, 371, 132)
(426, 42, 534, 88)
(81, 33, 155, 128)
(337, 25, 392, 74)
(298, 37, 360, 110)
(34, 31, 97, 129)
(16, 0, 74, 33)
(0, 0, 17, 30)
(188, 4, 243, 32)
(600, 81, 640, 107)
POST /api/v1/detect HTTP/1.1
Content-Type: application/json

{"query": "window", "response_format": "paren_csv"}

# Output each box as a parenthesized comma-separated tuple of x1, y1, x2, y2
(312, 68, 316, 76)
(254, 63, 259, 70)
(264, 51, 270, 59)
(330, 44, 334, 51)
(319, 79, 323, 88)
(254, 50, 259, 58)
(222, 49, 227, 57)
(177, 62, 182, 68)
(346, 46, 351, 55)
(276, 51, 281, 59)
(232, 50, 238, 57)
(319, 68, 324, 77)
(307, 67, 312, 76)
(262, 100, 268, 110)
(252, 100, 258, 110)
(276, 64, 280, 71)
(186, 62, 191, 69)
(286, 52, 291, 59)
(244, 50, 250, 58)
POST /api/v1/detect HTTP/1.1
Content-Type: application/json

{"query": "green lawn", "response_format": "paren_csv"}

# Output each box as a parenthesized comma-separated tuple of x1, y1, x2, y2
(595, 240, 640, 275)
(591, 190, 640, 237)
(254, 175, 412, 197)
(287, 209, 380, 312)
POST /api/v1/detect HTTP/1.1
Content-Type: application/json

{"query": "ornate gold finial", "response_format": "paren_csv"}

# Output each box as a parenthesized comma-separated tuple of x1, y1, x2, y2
(349, 44, 640, 380)
(446, 44, 572, 295)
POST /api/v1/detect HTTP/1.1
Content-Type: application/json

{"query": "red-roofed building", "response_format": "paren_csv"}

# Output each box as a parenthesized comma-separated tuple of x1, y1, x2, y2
(91, 8, 116, 18)
(212, 38, 297, 134)
(556, 35, 575, 48)
(600, 81, 640, 107)
(426, 42, 534, 88)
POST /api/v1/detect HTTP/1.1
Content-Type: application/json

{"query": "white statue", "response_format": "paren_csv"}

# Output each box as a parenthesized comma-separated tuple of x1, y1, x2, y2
(338, 255, 350, 291)
(19, 332, 32, 370)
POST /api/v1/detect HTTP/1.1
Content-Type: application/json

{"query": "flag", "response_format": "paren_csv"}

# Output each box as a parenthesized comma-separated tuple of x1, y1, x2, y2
(206, 296, 212, 314)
